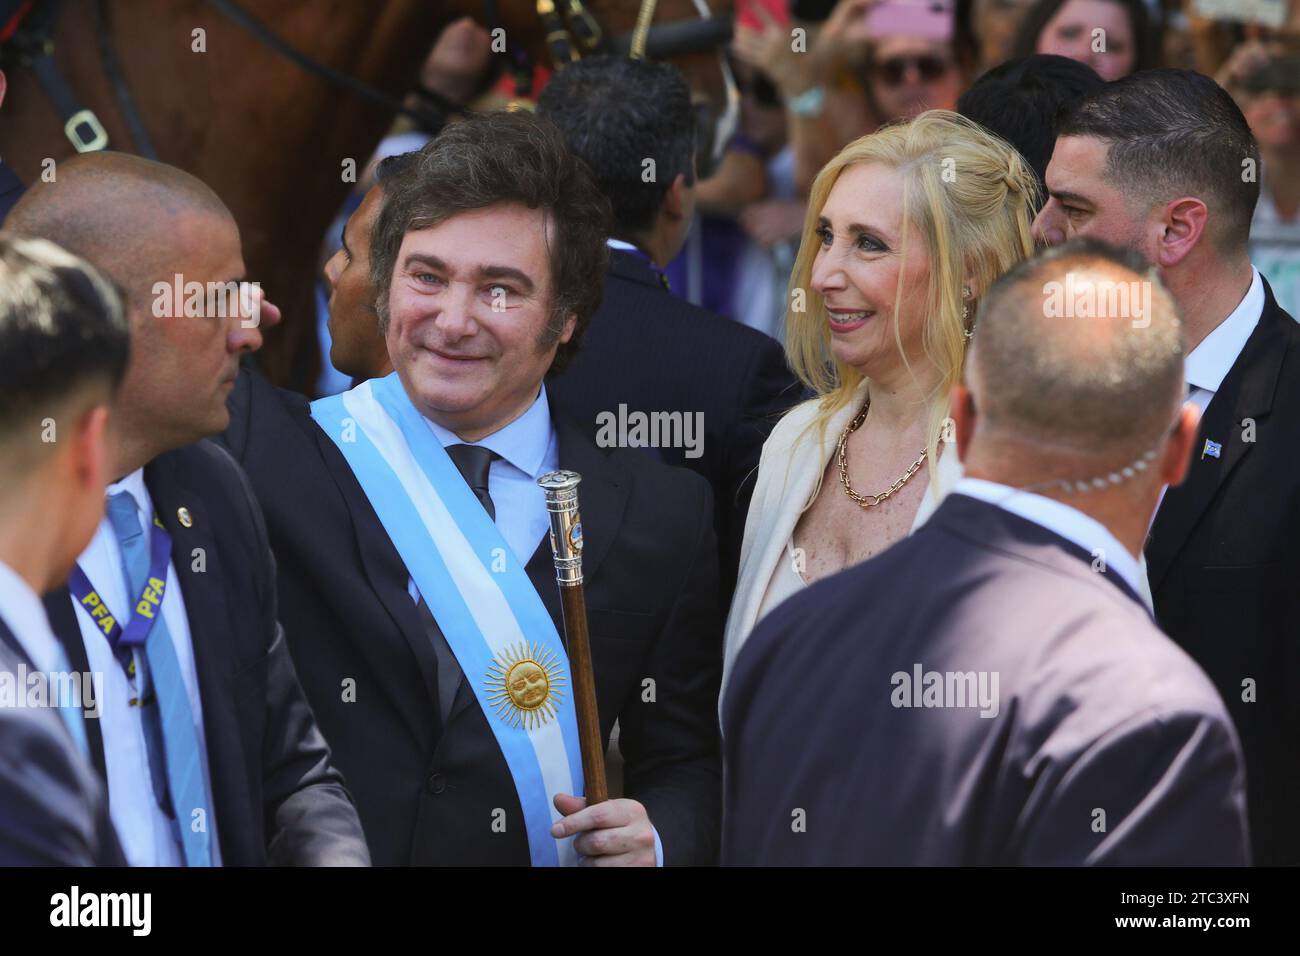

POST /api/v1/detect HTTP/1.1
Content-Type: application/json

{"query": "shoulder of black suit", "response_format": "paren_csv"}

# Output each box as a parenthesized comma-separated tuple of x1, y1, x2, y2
(606, 247, 671, 293)
(0, 160, 25, 221)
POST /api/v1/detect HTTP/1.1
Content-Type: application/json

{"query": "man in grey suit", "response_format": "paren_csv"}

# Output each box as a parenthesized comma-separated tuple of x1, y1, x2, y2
(0, 235, 129, 865)
(723, 238, 1250, 866)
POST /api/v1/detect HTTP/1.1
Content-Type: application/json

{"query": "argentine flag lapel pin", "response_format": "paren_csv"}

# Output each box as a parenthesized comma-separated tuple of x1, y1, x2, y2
(1202, 438, 1222, 460)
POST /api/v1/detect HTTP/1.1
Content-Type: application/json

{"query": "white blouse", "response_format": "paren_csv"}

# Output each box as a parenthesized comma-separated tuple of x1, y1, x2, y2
(754, 540, 810, 625)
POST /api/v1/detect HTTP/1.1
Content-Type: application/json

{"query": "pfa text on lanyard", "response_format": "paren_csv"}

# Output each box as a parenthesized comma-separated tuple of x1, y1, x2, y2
(67, 517, 173, 678)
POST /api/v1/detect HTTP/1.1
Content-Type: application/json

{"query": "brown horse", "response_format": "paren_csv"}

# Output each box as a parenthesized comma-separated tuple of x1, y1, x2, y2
(0, 0, 735, 391)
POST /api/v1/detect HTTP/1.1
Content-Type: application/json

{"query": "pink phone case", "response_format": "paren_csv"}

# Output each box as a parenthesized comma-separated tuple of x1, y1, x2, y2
(864, 0, 953, 41)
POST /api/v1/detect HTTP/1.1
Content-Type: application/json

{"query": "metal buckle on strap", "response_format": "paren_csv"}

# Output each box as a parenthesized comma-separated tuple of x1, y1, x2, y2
(65, 108, 108, 152)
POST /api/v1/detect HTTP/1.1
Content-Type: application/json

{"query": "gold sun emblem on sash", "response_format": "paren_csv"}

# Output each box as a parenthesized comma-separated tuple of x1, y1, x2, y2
(485, 641, 567, 730)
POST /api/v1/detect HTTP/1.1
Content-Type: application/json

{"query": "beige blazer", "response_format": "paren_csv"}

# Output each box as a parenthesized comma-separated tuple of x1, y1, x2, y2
(722, 382, 963, 696)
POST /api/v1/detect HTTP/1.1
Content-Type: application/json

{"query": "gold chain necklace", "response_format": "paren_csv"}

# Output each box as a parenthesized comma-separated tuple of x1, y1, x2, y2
(836, 398, 928, 509)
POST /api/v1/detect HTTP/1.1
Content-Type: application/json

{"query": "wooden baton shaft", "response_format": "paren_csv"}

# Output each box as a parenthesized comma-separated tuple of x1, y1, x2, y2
(537, 469, 608, 805)
(558, 581, 608, 805)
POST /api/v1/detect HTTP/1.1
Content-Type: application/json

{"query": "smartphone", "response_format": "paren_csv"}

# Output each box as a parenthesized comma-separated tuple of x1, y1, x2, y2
(863, 0, 954, 41)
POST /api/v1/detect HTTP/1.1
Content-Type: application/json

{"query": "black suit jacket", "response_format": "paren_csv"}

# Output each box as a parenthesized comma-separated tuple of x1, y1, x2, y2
(0, 160, 24, 223)
(43, 440, 370, 866)
(1145, 279, 1300, 865)
(724, 494, 1249, 866)
(0, 621, 124, 865)
(220, 368, 723, 865)
(547, 250, 802, 601)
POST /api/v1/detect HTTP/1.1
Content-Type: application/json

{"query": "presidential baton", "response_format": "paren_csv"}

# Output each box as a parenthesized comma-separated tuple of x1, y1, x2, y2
(537, 469, 608, 804)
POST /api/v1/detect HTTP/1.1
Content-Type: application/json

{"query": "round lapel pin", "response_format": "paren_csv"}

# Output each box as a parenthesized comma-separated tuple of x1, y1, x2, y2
(177, 506, 194, 528)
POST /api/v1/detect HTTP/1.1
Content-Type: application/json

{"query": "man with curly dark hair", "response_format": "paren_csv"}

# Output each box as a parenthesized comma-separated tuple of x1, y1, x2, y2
(222, 109, 724, 867)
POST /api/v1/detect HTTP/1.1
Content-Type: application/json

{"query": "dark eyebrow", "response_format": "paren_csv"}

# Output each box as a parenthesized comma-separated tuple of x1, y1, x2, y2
(402, 254, 537, 293)
(404, 252, 447, 272)
(1049, 189, 1093, 208)
(480, 265, 535, 293)
(340, 217, 352, 257)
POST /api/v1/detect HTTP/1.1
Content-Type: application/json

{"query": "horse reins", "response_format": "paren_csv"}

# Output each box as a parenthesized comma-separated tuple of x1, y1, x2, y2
(0, 0, 735, 159)
(0, 0, 145, 155)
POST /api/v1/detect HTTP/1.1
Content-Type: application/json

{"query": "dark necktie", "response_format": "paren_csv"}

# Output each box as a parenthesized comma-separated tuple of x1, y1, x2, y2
(445, 444, 499, 521)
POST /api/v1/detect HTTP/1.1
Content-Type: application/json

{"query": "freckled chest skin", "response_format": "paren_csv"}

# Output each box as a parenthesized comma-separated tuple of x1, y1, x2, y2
(792, 424, 934, 584)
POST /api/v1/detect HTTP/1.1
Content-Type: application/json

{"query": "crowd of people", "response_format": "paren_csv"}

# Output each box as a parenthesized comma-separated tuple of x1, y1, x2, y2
(0, 0, 1298, 868)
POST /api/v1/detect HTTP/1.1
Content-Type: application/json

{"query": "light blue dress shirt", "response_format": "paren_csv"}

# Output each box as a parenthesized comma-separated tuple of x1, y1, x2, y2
(421, 384, 559, 566)
(407, 386, 664, 865)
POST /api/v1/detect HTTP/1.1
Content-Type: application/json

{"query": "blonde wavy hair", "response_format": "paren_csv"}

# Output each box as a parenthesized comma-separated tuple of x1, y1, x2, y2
(785, 109, 1039, 487)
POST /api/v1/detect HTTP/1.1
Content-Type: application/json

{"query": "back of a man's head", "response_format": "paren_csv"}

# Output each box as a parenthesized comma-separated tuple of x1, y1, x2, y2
(537, 54, 695, 237)
(1057, 69, 1260, 255)
(958, 54, 1105, 201)
(0, 233, 129, 481)
(969, 237, 1184, 475)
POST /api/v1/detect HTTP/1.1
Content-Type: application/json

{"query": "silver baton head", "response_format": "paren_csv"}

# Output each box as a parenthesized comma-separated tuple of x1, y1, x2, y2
(537, 470, 583, 585)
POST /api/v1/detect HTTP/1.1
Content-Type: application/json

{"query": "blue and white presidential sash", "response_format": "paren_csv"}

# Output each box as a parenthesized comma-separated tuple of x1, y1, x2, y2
(311, 373, 584, 866)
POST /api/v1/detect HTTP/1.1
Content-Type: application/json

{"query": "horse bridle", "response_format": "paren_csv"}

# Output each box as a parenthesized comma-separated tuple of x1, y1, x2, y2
(519, 0, 739, 165)
(530, 0, 735, 64)
(3, 0, 737, 162)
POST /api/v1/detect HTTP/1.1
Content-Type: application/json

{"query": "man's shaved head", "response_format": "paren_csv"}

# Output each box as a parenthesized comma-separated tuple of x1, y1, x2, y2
(6, 152, 233, 306)
(5, 152, 260, 464)
(969, 238, 1184, 468)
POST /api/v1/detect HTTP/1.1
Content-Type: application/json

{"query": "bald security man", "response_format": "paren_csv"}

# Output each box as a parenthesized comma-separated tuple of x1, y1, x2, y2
(6, 153, 370, 866)
(724, 238, 1250, 866)
(1033, 70, 1300, 864)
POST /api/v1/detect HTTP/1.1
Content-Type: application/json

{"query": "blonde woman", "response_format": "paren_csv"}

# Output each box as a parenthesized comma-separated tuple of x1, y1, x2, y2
(723, 110, 1038, 690)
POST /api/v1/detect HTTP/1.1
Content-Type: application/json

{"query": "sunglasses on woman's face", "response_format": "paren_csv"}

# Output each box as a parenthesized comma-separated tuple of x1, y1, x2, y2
(874, 55, 950, 86)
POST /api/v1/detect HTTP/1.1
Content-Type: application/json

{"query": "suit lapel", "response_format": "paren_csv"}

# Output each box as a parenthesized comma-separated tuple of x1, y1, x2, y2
(42, 588, 109, 783)
(300, 413, 442, 736)
(143, 451, 246, 846)
(441, 408, 630, 729)
(0, 620, 28, 664)
(546, 412, 629, 588)
(1145, 289, 1287, 591)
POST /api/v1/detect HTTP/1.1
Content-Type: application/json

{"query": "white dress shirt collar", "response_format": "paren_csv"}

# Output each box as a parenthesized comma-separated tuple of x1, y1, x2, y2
(1185, 266, 1264, 397)
(423, 385, 553, 479)
(952, 477, 1149, 611)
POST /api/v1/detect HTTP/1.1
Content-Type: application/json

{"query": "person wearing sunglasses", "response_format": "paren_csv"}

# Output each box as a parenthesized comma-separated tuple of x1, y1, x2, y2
(863, 35, 962, 124)
(733, 0, 964, 196)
